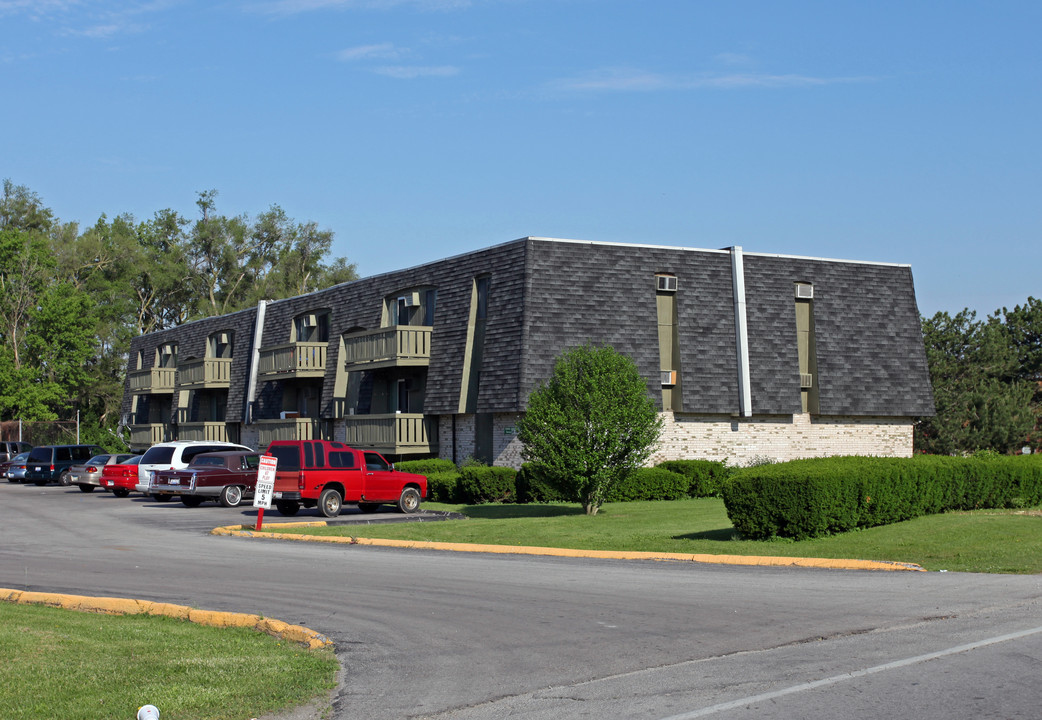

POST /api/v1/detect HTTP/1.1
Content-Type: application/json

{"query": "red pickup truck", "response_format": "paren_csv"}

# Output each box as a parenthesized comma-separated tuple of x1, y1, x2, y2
(264, 440, 427, 518)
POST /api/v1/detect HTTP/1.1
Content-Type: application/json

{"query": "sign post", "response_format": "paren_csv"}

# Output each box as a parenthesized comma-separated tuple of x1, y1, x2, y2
(253, 454, 277, 531)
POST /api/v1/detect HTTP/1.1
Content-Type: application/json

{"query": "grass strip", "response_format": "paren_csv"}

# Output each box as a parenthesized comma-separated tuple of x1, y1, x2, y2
(259, 499, 1042, 574)
(0, 602, 337, 720)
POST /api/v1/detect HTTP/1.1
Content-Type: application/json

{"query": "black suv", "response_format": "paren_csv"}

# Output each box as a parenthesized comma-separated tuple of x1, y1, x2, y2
(0, 441, 32, 463)
(25, 445, 106, 486)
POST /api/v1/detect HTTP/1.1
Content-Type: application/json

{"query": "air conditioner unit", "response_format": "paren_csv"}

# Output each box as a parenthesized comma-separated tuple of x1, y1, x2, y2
(301, 314, 317, 327)
(661, 370, 677, 386)
(656, 275, 678, 292)
(800, 373, 814, 389)
(399, 293, 419, 307)
(795, 284, 814, 299)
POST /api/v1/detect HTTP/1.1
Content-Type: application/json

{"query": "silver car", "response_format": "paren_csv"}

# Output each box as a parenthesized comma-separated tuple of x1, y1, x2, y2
(65, 454, 137, 493)
(4, 452, 30, 482)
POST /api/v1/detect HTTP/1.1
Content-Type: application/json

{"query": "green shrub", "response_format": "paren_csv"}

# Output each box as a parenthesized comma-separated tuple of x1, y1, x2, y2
(656, 459, 733, 497)
(722, 454, 1042, 540)
(456, 466, 517, 504)
(515, 463, 570, 503)
(608, 467, 689, 502)
(424, 470, 462, 503)
(394, 458, 458, 475)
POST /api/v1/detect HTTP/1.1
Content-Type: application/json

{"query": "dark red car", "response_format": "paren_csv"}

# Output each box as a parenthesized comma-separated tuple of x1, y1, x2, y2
(99, 456, 142, 497)
(150, 451, 260, 508)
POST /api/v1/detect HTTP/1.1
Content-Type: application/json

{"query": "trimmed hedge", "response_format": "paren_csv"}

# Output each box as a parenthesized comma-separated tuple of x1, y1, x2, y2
(515, 463, 570, 503)
(394, 458, 461, 503)
(655, 459, 732, 497)
(722, 454, 1042, 540)
(608, 467, 689, 502)
(394, 458, 458, 475)
(456, 465, 517, 504)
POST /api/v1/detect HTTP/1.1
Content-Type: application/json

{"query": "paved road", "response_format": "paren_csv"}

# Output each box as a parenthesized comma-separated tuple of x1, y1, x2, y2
(2, 482, 1042, 719)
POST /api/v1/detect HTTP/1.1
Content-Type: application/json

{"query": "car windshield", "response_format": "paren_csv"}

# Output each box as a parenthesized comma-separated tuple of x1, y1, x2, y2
(140, 447, 175, 464)
(11, 452, 28, 463)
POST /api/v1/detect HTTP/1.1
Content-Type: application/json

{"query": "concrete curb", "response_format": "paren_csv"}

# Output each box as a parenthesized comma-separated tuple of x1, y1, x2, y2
(0, 588, 334, 649)
(212, 523, 926, 572)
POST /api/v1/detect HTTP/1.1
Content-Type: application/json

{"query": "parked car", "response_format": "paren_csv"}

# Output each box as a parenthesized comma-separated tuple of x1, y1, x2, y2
(0, 441, 32, 463)
(137, 441, 252, 498)
(266, 439, 427, 517)
(24, 445, 106, 486)
(99, 456, 142, 497)
(66, 453, 138, 493)
(3, 451, 30, 482)
(151, 451, 261, 507)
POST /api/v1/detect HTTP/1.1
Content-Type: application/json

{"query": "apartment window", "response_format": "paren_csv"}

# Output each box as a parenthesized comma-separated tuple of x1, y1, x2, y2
(208, 331, 233, 358)
(294, 312, 329, 343)
(156, 343, 178, 368)
(475, 276, 490, 320)
(424, 289, 438, 326)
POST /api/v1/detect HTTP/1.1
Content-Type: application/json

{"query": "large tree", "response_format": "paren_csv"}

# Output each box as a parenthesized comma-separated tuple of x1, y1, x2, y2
(517, 343, 662, 515)
(916, 308, 1038, 455)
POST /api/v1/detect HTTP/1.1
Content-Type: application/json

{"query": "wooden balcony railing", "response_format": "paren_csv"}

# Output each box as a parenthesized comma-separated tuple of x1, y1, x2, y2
(342, 326, 432, 369)
(258, 342, 327, 378)
(177, 422, 231, 443)
(342, 413, 436, 455)
(177, 358, 232, 388)
(255, 418, 323, 446)
(129, 423, 171, 448)
(128, 367, 176, 393)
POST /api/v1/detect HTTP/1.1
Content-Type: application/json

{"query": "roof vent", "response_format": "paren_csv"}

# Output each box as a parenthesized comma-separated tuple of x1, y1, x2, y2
(800, 373, 814, 389)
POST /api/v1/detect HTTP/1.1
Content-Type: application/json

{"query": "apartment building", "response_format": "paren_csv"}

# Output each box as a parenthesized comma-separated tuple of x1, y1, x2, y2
(120, 237, 935, 466)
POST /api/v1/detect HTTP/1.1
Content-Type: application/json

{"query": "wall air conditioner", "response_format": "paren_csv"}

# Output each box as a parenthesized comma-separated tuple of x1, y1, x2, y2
(661, 370, 677, 386)
(301, 314, 317, 327)
(795, 284, 814, 299)
(800, 373, 814, 389)
(399, 293, 419, 307)
(656, 275, 678, 292)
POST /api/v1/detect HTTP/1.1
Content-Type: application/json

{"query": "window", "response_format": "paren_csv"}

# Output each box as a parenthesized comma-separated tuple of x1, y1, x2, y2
(157, 343, 178, 368)
(424, 289, 438, 325)
(294, 312, 329, 343)
(364, 452, 390, 472)
(208, 331, 233, 359)
(268, 445, 301, 471)
(656, 274, 678, 292)
(328, 451, 357, 469)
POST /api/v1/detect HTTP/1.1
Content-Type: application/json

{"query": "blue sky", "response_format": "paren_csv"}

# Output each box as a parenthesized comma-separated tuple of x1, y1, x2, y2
(3, 0, 1039, 318)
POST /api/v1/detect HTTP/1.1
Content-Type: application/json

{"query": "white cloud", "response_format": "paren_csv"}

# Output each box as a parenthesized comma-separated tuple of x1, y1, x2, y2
(548, 67, 873, 93)
(373, 64, 459, 78)
(336, 42, 401, 61)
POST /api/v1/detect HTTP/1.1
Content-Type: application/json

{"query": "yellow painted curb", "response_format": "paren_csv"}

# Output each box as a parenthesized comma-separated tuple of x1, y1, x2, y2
(212, 524, 925, 572)
(0, 588, 333, 650)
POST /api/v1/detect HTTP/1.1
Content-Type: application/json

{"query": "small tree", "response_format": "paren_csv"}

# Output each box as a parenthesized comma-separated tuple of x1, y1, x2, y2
(517, 343, 662, 515)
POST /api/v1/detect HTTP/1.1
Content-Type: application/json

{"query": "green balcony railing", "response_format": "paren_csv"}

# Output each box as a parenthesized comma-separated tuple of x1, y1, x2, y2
(177, 422, 232, 443)
(177, 358, 232, 388)
(255, 417, 323, 446)
(129, 423, 171, 448)
(128, 367, 176, 393)
(342, 326, 431, 369)
(342, 413, 436, 455)
(258, 342, 327, 377)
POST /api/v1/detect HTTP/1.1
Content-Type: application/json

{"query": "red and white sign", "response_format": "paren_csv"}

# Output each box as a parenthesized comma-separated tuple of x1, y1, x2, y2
(253, 455, 277, 510)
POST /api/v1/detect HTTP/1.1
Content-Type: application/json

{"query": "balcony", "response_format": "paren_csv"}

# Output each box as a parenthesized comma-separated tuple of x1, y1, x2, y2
(178, 358, 232, 388)
(128, 423, 171, 448)
(342, 326, 432, 370)
(178, 422, 233, 443)
(342, 413, 436, 455)
(258, 342, 327, 378)
(128, 367, 176, 394)
(255, 417, 323, 447)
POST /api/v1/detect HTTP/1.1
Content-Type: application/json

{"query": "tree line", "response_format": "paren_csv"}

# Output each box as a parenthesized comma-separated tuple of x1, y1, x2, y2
(0, 179, 357, 432)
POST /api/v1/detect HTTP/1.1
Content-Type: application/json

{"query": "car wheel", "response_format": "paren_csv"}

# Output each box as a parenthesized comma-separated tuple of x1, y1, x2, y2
(112, 488, 130, 498)
(397, 486, 421, 514)
(357, 502, 381, 513)
(219, 485, 243, 508)
(59, 471, 72, 487)
(181, 495, 204, 507)
(77, 484, 95, 493)
(275, 500, 300, 516)
(318, 488, 343, 518)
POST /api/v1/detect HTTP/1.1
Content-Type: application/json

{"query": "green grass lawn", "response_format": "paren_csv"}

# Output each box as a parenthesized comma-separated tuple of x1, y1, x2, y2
(265, 499, 1042, 574)
(0, 602, 338, 720)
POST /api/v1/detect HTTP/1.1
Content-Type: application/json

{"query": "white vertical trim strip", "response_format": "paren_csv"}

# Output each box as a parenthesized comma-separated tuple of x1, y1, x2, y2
(730, 247, 752, 417)
(244, 300, 267, 425)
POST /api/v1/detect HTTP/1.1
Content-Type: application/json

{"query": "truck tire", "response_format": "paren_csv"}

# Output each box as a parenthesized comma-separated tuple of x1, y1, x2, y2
(219, 485, 243, 508)
(318, 488, 343, 518)
(397, 486, 421, 514)
(276, 500, 300, 516)
(357, 502, 381, 513)
(181, 495, 204, 507)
